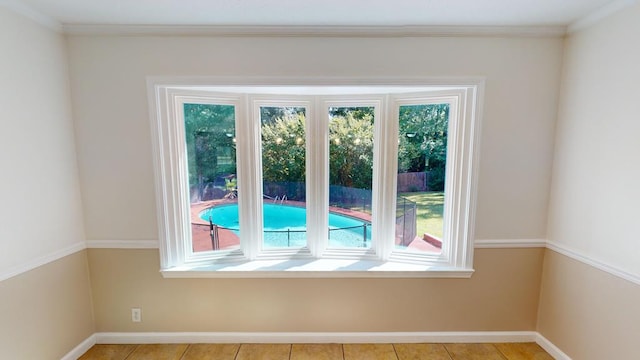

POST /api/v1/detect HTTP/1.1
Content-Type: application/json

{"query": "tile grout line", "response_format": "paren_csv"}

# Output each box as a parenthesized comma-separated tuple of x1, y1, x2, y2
(178, 344, 191, 360)
(442, 343, 455, 360)
(391, 343, 400, 360)
(122, 344, 140, 360)
(491, 343, 510, 360)
(233, 343, 243, 360)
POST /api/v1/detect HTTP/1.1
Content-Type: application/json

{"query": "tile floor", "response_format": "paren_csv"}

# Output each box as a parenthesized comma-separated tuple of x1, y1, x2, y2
(78, 342, 554, 359)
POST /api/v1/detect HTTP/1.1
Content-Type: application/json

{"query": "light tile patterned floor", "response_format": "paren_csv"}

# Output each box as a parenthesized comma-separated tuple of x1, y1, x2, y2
(78, 342, 554, 360)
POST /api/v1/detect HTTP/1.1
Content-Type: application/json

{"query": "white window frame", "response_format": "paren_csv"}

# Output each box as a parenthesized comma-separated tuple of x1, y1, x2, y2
(148, 77, 483, 278)
(250, 96, 315, 259)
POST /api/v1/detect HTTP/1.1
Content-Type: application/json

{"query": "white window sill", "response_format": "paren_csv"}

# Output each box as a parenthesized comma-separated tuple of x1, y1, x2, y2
(160, 259, 474, 278)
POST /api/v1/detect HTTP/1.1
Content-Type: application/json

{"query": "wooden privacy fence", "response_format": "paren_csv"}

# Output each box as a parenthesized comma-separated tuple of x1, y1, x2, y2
(397, 172, 427, 192)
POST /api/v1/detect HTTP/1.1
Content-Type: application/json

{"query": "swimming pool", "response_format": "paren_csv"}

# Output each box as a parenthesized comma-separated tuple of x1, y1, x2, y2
(199, 203, 372, 248)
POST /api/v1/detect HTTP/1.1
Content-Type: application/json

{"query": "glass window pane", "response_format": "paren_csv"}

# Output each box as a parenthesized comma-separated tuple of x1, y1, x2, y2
(396, 104, 448, 254)
(260, 107, 307, 248)
(328, 107, 374, 248)
(184, 103, 239, 253)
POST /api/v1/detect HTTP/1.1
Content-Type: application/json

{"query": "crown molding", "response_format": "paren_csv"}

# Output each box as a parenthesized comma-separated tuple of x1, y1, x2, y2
(568, 0, 637, 33)
(0, 0, 61, 32)
(62, 24, 567, 38)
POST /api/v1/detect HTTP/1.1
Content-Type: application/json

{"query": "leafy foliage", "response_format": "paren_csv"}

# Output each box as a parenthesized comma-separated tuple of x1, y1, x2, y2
(261, 112, 307, 183)
(398, 104, 449, 190)
(183, 103, 237, 192)
(184, 102, 450, 199)
(260, 107, 375, 190)
(329, 108, 375, 189)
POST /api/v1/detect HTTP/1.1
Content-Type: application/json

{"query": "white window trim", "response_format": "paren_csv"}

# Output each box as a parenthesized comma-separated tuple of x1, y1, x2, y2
(147, 77, 484, 278)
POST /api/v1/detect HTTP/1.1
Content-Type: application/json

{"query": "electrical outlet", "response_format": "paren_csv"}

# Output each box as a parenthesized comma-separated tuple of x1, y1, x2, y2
(131, 308, 141, 322)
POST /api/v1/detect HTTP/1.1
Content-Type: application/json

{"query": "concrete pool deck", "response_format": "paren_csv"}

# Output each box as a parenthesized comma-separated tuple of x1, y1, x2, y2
(189, 199, 440, 253)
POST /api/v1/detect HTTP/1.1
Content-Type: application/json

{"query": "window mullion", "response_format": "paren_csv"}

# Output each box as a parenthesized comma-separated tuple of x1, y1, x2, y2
(308, 98, 329, 257)
(237, 95, 263, 260)
(374, 95, 398, 260)
(174, 97, 192, 266)
(162, 90, 186, 268)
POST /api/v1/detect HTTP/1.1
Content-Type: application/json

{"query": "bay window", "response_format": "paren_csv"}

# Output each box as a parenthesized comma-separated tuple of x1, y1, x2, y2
(148, 79, 483, 277)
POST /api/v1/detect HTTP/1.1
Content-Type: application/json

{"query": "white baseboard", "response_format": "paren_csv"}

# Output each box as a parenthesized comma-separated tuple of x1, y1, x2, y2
(63, 331, 570, 359)
(94, 331, 538, 344)
(60, 334, 96, 360)
(536, 333, 572, 360)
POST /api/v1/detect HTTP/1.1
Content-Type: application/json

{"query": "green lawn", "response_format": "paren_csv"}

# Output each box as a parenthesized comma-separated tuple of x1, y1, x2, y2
(398, 191, 444, 239)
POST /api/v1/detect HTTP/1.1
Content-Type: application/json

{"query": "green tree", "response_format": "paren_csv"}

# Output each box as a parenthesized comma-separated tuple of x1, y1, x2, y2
(329, 106, 375, 120)
(398, 104, 449, 190)
(183, 103, 237, 196)
(329, 110, 374, 189)
(260, 107, 375, 190)
(261, 113, 306, 183)
(260, 106, 305, 126)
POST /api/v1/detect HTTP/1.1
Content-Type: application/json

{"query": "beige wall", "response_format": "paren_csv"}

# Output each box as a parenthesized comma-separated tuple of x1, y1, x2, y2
(539, 3, 640, 358)
(2, 1, 640, 356)
(67, 34, 563, 241)
(66, 30, 563, 335)
(0, 7, 94, 359)
(0, 251, 94, 359)
(537, 250, 640, 359)
(0, 6, 85, 274)
(548, 2, 640, 277)
(89, 248, 543, 332)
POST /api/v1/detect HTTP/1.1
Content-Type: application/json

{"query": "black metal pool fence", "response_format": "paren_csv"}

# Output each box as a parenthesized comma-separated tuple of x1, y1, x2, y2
(195, 195, 416, 250)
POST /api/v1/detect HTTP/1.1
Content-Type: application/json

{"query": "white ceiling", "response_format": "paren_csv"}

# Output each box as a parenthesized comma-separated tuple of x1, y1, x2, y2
(9, 0, 621, 27)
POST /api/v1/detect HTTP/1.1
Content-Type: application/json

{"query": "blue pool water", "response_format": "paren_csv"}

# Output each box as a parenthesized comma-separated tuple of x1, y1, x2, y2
(199, 203, 372, 248)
